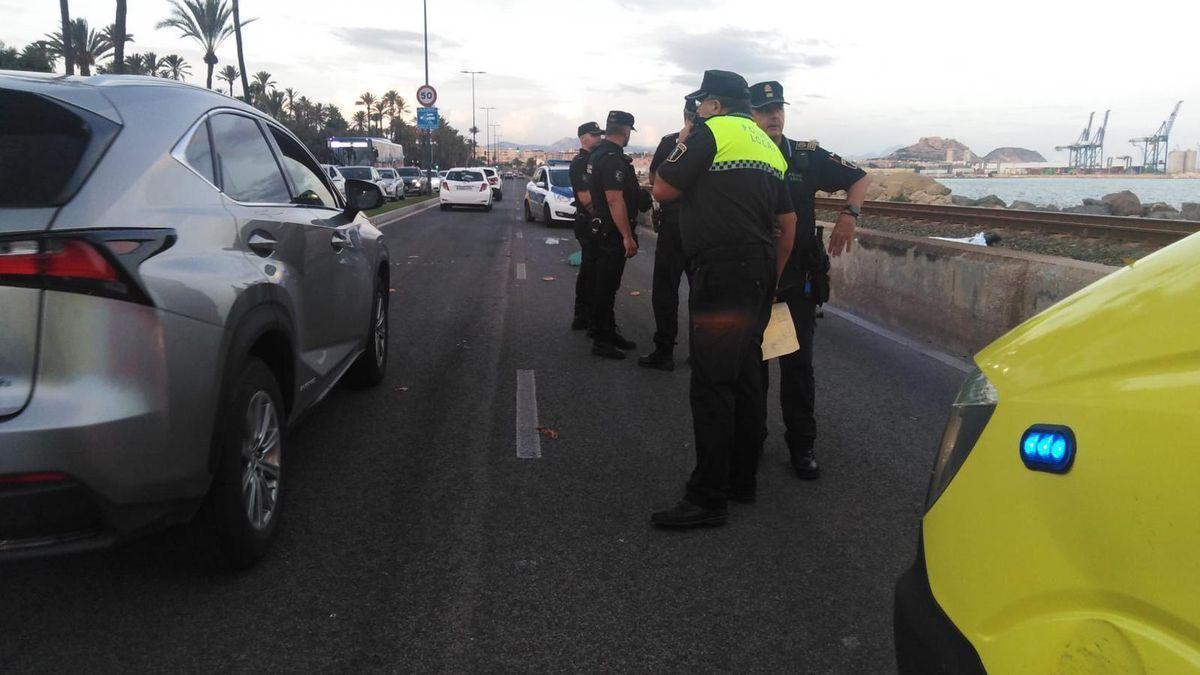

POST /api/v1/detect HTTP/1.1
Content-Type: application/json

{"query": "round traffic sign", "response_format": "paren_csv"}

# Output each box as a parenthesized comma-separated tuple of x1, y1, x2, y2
(416, 85, 437, 107)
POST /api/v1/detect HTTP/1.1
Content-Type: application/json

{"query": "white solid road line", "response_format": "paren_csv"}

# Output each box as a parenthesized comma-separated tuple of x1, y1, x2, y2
(515, 370, 541, 459)
(516, 262, 527, 280)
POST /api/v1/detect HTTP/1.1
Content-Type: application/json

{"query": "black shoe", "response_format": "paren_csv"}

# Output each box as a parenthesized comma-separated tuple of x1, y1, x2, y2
(651, 501, 728, 528)
(790, 446, 820, 479)
(637, 347, 675, 371)
(571, 316, 588, 330)
(592, 341, 626, 360)
(608, 332, 636, 350)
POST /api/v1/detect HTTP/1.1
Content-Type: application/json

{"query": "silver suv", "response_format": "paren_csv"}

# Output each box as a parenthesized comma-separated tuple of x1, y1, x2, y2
(0, 72, 391, 567)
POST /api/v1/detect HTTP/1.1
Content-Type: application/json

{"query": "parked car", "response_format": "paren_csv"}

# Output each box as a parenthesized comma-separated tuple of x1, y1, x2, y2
(0, 72, 391, 568)
(338, 165, 392, 200)
(428, 171, 441, 193)
(894, 230, 1200, 671)
(524, 163, 576, 226)
(439, 168, 493, 211)
(321, 164, 346, 198)
(394, 166, 426, 195)
(471, 166, 502, 201)
(375, 167, 405, 201)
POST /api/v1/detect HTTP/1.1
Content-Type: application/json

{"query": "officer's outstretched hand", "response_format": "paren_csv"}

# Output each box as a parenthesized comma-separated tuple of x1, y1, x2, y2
(623, 235, 638, 259)
(828, 214, 857, 257)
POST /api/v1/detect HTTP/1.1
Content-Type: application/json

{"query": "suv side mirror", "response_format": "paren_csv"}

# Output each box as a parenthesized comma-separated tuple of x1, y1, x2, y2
(537, 180, 547, 189)
(343, 179, 385, 218)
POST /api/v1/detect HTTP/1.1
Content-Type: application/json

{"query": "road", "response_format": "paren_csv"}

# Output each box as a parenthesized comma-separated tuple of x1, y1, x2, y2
(1, 180, 966, 672)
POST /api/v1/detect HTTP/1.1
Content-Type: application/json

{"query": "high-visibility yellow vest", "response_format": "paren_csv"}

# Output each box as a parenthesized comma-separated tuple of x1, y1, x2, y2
(704, 114, 788, 179)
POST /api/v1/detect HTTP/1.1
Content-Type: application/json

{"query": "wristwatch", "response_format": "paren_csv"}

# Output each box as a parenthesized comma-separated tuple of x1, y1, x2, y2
(841, 204, 861, 219)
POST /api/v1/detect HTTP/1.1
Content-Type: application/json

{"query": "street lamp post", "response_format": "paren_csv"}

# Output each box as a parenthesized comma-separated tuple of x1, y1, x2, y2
(423, 0, 433, 194)
(479, 106, 495, 165)
(460, 70, 485, 162)
(490, 123, 501, 165)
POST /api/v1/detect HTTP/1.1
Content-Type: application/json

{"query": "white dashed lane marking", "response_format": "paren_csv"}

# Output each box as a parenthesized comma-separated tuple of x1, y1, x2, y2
(515, 370, 541, 459)
(516, 262, 527, 280)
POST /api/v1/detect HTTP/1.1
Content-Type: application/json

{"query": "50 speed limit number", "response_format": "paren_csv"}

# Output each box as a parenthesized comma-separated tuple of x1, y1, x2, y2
(416, 85, 437, 107)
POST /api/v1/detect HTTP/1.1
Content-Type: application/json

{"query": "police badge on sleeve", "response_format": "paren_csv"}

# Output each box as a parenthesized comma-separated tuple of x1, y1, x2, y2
(666, 143, 687, 162)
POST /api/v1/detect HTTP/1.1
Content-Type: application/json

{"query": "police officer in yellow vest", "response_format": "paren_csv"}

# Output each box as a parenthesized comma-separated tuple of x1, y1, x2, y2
(651, 70, 797, 527)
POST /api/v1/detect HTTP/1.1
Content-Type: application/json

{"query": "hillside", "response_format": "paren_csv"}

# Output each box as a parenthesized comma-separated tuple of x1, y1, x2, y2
(887, 137, 978, 163)
(982, 147, 1047, 163)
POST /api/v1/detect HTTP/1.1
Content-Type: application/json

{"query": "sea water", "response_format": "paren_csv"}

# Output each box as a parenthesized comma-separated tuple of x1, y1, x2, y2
(939, 177, 1200, 209)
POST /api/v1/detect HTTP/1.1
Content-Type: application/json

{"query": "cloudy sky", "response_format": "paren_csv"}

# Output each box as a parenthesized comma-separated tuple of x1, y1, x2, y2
(6, 0, 1198, 161)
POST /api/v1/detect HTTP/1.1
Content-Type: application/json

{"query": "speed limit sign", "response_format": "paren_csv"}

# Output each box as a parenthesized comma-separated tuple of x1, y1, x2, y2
(416, 85, 437, 107)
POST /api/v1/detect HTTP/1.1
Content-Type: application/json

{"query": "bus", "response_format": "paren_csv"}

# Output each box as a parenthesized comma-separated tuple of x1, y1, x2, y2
(327, 136, 405, 168)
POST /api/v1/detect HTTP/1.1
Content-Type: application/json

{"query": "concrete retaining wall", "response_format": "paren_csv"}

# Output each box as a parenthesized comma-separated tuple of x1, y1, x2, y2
(826, 226, 1119, 358)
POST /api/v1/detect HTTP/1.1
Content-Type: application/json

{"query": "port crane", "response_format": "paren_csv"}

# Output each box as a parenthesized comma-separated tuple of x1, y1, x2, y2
(1130, 101, 1183, 174)
(1056, 110, 1109, 170)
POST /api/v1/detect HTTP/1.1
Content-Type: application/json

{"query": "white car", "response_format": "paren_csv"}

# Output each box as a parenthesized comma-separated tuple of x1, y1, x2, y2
(439, 168, 493, 211)
(375, 168, 406, 201)
(471, 166, 502, 201)
(523, 162, 576, 225)
(429, 171, 442, 193)
(338, 166, 392, 200)
(320, 164, 346, 198)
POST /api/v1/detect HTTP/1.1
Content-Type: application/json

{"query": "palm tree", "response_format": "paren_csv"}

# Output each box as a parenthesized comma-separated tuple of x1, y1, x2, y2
(283, 87, 297, 120)
(351, 110, 368, 134)
(372, 101, 387, 139)
(217, 64, 238, 95)
(46, 19, 112, 76)
(355, 92, 376, 135)
(142, 52, 164, 76)
(231, 0, 250, 101)
(59, 0, 74, 74)
(264, 89, 285, 118)
(113, 0, 127, 73)
(161, 54, 190, 80)
(156, 0, 237, 89)
(251, 70, 275, 104)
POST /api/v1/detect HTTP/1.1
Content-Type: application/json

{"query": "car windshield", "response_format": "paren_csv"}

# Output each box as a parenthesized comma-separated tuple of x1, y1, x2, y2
(548, 169, 571, 188)
(447, 170, 483, 182)
(397, 168, 421, 177)
(339, 167, 373, 180)
(378, 169, 396, 178)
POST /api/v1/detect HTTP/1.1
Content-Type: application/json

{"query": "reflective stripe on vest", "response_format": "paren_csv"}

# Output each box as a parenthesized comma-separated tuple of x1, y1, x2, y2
(705, 114, 788, 179)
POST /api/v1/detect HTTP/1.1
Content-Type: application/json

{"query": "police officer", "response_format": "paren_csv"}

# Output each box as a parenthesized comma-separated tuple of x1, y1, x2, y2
(650, 71, 797, 527)
(569, 121, 604, 332)
(749, 80, 871, 479)
(638, 97, 701, 371)
(587, 110, 645, 360)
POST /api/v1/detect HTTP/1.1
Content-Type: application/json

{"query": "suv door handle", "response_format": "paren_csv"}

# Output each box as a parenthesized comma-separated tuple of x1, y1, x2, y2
(247, 230, 276, 257)
(331, 230, 352, 251)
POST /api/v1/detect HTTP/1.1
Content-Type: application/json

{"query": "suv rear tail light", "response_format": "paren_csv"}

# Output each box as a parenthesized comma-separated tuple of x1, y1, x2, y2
(0, 229, 174, 305)
(479, 183, 489, 192)
(488, 177, 499, 185)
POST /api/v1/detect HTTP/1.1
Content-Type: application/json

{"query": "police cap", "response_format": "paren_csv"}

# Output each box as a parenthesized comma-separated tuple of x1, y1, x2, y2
(686, 69, 750, 101)
(606, 110, 636, 130)
(749, 81, 789, 108)
(577, 121, 602, 137)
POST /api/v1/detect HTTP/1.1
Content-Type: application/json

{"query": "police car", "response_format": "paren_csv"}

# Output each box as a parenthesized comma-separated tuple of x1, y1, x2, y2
(895, 229, 1200, 672)
(523, 160, 575, 226)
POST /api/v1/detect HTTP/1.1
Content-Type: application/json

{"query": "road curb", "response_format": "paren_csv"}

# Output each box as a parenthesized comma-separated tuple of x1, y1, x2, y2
(370, 198, 441, 227)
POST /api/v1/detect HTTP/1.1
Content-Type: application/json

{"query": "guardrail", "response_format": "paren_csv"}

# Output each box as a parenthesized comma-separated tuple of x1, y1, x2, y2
(813, 198, 1200, 245)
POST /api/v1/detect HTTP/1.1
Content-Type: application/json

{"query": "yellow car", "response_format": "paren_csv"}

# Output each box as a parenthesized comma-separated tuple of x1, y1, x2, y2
(894, 232, 1200, 673)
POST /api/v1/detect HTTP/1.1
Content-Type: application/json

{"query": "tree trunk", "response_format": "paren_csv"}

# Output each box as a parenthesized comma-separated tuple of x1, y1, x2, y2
(59, 0, 74, 75)
(206, 63, 214, 90)
(233, 0, 250, 101)
(113, 0, 127, 74)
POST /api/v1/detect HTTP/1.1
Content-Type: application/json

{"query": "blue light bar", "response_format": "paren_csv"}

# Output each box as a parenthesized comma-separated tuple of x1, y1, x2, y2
(1020, 426, 1076, 473)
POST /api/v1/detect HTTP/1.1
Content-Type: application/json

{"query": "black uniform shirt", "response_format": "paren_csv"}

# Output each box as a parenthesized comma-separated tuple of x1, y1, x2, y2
(656, 115, 794, 260)
(586, 139, 639, 227)
(649, 132, 681, 220)
(568, 147, 590, 216)
(781, 136, 867, 243)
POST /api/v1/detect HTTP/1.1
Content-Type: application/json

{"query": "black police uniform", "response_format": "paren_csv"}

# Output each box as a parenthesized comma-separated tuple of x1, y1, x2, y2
(568, 130, 598, 330)
(653, 74, 794, 516)
(750, 83, 868, 463)
(586, 120, 641, 352)
(646, 132, 687, 354)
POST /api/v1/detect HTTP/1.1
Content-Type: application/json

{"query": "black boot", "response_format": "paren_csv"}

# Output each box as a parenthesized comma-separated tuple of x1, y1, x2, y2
(607, 329, 636, 350)
(637, 346, 675, 371)
(790, 445, 820, 479)
(651, 501, 728, 528)
(592, 340, 626, 360)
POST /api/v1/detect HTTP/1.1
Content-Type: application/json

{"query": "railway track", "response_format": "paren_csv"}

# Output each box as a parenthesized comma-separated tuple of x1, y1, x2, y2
(813, 198, 1200, 246)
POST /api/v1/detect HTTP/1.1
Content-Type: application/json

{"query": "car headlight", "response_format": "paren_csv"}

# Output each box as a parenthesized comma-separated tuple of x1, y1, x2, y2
(925, 367, 997, 511)
(552, 192, 571, 202)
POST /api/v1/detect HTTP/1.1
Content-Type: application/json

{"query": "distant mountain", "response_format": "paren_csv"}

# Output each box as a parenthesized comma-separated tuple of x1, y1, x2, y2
(887, 137, 978, 163)
(982, 147, 1047, 163)
(850, 144, 904, 161)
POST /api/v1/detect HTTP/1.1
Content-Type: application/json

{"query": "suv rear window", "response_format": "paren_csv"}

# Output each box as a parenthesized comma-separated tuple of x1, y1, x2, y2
(0, 90, 120, 206)
(447, 171, 483, 182)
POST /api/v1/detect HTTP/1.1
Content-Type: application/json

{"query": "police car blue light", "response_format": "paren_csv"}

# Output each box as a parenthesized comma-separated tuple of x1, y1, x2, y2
(1020, 426, 1075, 473)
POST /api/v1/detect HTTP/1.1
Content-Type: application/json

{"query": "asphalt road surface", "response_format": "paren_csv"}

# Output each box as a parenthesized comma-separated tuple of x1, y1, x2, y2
(2, 180, 966, 672)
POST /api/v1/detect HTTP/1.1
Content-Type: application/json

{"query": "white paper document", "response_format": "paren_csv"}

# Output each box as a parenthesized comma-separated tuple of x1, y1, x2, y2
(762, 302, 800, 361)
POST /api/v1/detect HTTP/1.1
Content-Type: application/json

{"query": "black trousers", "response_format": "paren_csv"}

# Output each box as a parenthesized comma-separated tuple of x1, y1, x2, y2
(590, 225, 628, 337)
(767, 291, 818, 450)
(572, 217, 597, 325)
(651, 218, 688, 348)
(685, 248, 776, 509)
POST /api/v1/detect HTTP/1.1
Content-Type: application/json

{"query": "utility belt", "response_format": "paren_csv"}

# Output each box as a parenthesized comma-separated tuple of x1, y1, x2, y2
(589, 216, 636, 247)
(691, 243, 774, 266)
(651, 204, 680, 232)
(784, 225, 831, 305)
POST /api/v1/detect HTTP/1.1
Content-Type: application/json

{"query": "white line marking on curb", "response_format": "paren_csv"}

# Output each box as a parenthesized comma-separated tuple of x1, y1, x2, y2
(516, 370, 541, 459)
(370, 199, 441, 227)
(823, 305, 974, 374)
(516, 262, 527, 280)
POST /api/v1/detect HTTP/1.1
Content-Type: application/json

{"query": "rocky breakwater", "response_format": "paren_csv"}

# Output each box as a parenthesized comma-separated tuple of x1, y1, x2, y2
(953, 189, 1200, 221)
(819, 171, 954, 205)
